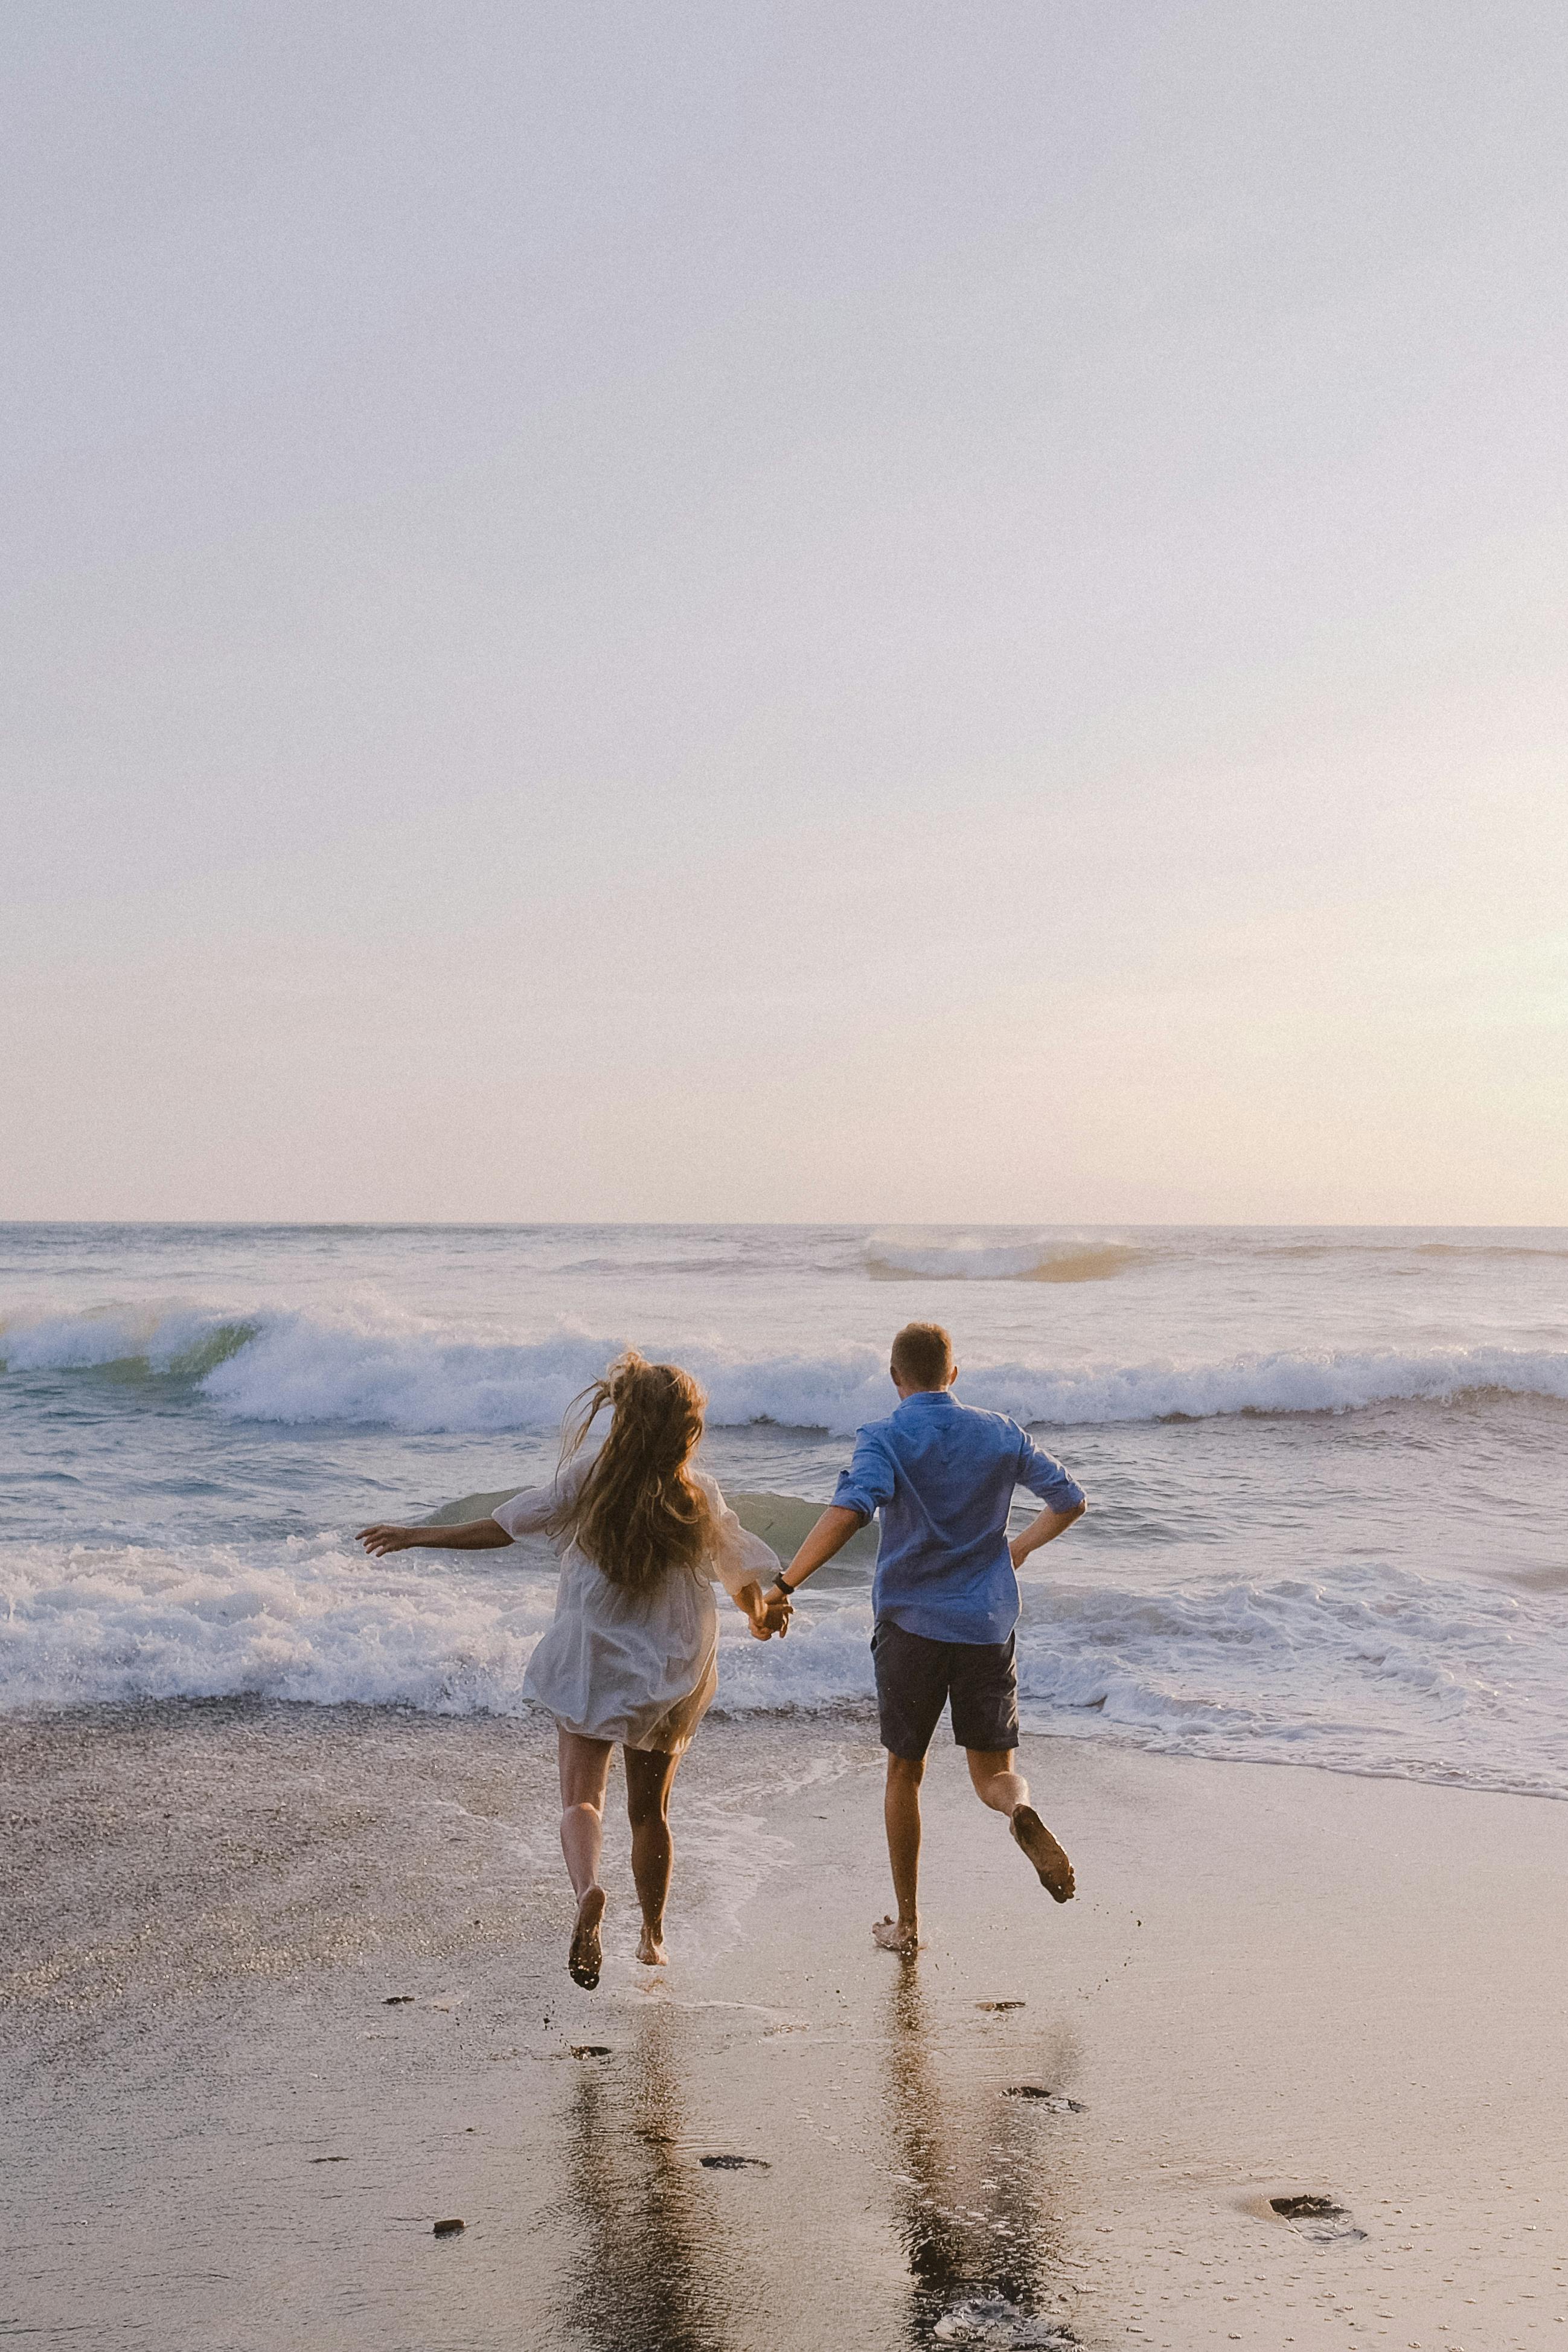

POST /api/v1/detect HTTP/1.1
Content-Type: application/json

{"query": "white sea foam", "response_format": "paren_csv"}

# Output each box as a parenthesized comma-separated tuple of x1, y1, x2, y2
(5, 1301, 1568, 1433)
(725, 1567, 1568, 1799)
(0, 1537, 560, 1715)
(2, 1539, 1566, 1799)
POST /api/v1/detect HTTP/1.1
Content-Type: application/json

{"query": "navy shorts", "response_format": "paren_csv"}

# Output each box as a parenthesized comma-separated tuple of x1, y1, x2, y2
(872, 1618, 1020, 1760)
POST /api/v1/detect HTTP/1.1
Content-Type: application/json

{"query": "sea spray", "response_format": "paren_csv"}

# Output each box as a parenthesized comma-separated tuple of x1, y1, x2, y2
(7, 1299, 1568, 1432)
(4, 1536, 1568, 1801)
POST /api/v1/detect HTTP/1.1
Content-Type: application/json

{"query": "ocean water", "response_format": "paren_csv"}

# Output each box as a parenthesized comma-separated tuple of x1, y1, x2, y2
(4, 1221, 1567, 1799)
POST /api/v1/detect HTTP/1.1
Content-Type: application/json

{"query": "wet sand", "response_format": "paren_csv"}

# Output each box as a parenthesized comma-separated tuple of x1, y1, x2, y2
(4, 1702, 1567, 2350)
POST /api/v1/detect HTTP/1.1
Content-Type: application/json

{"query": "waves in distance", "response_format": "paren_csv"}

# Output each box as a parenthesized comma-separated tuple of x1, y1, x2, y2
(5, 1298, 1568, 1434)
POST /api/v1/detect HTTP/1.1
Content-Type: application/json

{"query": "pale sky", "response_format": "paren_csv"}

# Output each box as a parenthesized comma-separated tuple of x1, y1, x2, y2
(5, 1, 1566, 1225)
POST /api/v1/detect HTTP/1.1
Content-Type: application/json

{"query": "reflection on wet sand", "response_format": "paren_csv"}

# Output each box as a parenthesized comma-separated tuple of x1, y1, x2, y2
(555, 1975, 1080, 2351)
(882, 1972, 1079, 2348)
(561, 2007, 738, 2352)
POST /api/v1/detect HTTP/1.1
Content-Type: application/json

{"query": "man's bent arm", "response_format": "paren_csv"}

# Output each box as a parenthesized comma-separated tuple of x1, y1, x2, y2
(784, 1505, 866, 1589)
(1009, 1498, 1086, 1569)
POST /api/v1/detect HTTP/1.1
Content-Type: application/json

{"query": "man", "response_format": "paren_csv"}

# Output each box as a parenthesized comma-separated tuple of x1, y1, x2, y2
(763, 1321, 1086, 1956)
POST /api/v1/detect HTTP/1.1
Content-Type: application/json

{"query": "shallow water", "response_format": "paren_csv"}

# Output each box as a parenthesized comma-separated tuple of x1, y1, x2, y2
(4, 1221, 1567, 1795)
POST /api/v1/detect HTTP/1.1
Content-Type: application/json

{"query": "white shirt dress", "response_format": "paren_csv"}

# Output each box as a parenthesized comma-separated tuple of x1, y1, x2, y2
(496, 1461, 780, 1754)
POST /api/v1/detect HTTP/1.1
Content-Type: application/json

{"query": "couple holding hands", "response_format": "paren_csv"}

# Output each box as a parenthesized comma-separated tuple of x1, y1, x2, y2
(359, 1321, 1086, 1988)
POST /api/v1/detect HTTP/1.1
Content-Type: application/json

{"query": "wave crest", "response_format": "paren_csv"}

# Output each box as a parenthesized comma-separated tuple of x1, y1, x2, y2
(5, 1303, 1568, 1432)
(864, 1232, 1142, 1283)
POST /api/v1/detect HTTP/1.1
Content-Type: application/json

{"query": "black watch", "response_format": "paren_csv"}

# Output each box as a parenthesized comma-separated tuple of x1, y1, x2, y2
(770, 1575, 795, 1600)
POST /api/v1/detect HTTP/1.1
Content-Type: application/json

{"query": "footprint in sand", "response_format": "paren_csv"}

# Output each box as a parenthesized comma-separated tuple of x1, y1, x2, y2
(931, 2293, 1078, 2345)
(1270, 2194, 1368, 2245)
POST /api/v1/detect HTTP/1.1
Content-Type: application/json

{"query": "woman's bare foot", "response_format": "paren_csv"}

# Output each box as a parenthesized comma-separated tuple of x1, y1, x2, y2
(1010, 1805, 1075, 1902)
(569, 1885, 606, 1987)
(635, 1923, 668, 1966)
(872, 1912, 920, 1958)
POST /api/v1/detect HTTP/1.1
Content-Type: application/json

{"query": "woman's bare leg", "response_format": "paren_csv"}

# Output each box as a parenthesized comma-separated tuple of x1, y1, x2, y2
(558, 1730, 615, 1987)
(623, 1745, 682, 1965)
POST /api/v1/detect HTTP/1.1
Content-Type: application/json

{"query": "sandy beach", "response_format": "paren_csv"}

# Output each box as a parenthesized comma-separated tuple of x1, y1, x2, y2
(5, 1700, 1565, 2351)
(10, 0, 1567, 2333)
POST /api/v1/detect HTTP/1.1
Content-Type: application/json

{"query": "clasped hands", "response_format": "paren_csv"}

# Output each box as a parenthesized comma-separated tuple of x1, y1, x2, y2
(747, 1585, 795, 1641)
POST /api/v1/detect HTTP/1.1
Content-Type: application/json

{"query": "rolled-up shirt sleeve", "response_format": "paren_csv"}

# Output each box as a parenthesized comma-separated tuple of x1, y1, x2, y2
(1015, 1432, 1085, 1514)
(831, 1429, 897, 1524)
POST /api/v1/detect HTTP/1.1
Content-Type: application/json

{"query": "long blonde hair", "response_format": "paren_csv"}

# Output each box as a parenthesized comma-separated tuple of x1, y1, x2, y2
(550, 1351, 711, 1594)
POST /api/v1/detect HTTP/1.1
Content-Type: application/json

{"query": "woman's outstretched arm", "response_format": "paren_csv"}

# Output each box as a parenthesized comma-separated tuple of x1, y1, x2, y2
(358, 1519, 514, 1557)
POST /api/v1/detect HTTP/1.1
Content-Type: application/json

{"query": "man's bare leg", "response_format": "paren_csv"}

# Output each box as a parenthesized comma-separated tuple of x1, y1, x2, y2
(966, 1748, 1075, 1903)
(874, 1752, 925, 1956)
(558, 1729, 613, 1986)
(624, 1744, 681, 1965)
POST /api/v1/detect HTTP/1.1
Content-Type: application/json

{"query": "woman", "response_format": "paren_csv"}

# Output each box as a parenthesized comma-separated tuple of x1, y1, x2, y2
(359, 1352, 785, 1990)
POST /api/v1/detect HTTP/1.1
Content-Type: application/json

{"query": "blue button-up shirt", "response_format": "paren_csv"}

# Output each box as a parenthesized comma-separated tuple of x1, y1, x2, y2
(832, 1389, 1084, 1645)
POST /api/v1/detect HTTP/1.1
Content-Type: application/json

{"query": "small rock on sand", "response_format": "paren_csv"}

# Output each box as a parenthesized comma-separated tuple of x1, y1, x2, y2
(432, 2217, 465, 2237)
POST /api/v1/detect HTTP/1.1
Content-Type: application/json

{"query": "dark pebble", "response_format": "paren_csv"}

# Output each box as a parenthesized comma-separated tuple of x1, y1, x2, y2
(571, 2043, 612, 2058)
(383, 1995, 414, 2005)
(699, 2155, 769, 2170)
(433, 2218, 465, 2237)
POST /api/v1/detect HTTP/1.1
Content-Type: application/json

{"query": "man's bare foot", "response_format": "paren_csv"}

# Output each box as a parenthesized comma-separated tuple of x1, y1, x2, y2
(569, 1886, 606, 1988)
(872, 1913, 920, 1958)
(636, 1924, 668, 1967)
(1010, 1805, 1075, 1902)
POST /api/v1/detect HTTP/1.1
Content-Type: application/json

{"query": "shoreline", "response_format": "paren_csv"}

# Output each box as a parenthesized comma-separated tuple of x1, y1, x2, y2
(5, 1700, 1567, 2347)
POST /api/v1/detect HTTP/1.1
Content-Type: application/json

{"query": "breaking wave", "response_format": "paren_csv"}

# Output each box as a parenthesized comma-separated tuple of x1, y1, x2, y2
(5, 1301, 1568, 1435)
(3, 1539, 1566, 1798)
(863, 1233, 1142, 1283)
